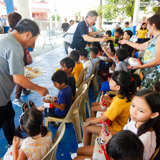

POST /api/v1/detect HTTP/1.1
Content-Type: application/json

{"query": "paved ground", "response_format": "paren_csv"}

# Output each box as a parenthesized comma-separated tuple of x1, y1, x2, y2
(31, 34, 64, 58)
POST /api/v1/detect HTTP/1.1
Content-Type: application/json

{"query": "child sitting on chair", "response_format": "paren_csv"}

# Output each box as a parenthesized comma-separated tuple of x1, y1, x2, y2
(26, 70, 72, 119)
(13, 108, 52, 160)
(79, 48, 93, 80)
(60, 57, 76, 98)
(89, 46, 100, 66)
(102, 46, 128, 72)
(70, 50, 83, 83)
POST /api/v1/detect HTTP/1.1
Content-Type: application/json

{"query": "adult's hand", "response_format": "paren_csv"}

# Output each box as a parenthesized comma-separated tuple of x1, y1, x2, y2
(132, 63, 143, 69)
(38, 86, 49, 96)
(100, 38, 107, 43)
(118, 39, 127, 45)
(13, 75, 49, 97)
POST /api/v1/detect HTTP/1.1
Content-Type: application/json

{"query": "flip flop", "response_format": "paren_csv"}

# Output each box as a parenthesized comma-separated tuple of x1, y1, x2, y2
(21, 103, 29, 113)
(28, 100, 35, 108)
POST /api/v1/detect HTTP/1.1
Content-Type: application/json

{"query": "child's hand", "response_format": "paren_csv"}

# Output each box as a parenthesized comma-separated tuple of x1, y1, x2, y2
(13, 136, 20, 150)
(101, 44, 108, 50)
(103, 95, 112, 103)
(53, 96, 57, 100)
(111, 65, 115, 71)
(99, 129, 112, 143)
(82, 121, 91, 130)
(43, 98, 51, 103)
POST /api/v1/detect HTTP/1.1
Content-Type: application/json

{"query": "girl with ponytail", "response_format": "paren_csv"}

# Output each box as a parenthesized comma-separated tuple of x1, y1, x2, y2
(13, 108, 52, 160)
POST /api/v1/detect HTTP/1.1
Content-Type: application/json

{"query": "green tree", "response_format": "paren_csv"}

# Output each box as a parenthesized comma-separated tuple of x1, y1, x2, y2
(102, 0, 155, 21)
(51, 14, 61, 21)
(73, 11, 81, 21)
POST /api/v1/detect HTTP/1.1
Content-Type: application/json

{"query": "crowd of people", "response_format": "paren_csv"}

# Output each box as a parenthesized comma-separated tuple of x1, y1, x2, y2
(0, 9, 160, 160)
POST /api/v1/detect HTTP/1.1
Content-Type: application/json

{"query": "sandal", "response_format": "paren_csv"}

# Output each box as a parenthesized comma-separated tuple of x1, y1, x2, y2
(21, 103, 29, 113)
(28, 100, 35, 108)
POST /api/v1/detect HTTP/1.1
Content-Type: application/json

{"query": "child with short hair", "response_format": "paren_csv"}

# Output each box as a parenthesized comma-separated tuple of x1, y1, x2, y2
(70, 50, 83, 83)
(106, 130, 144, 160)
(27, 70, 73, 118)
(105, 30, 112, 37)
(60, 57, 76, 97)
(121, 30, 135, 57)
(123, 22, 132, 31)
(89, 46, 100, 66)
(101, 46, 128, 72)
(112, 28, 123, 48)
(13, 108, 52, 160)
(79, 48, 93, 80)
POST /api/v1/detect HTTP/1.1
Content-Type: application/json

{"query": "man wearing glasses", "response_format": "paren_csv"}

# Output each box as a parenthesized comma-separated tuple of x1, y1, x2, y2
(69, 10, 107, 52)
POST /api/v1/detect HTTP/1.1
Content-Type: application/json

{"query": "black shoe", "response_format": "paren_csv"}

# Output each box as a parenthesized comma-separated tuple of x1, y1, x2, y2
(49, 122, 60, 127)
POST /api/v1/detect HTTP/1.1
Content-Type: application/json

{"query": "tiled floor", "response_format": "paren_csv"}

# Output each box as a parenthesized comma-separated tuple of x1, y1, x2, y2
(0, 46, 97, 160)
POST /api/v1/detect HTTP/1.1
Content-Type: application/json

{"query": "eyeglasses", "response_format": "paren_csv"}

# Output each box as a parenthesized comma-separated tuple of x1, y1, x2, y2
(91, 17, 97, 22)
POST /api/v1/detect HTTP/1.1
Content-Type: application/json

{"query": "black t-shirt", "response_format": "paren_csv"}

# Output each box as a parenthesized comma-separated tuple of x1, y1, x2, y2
(114, 39, 135, 57)
(121, 44, 135, 57)
(67, 76, 76, 96)
(61, 23, 69, 32)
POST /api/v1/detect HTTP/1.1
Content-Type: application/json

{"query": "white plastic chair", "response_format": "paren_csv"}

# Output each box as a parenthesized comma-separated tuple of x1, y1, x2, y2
(74, 74, 94, 119)
(90, 59, 101, 96)
(45, 87, 87, 143)
(42, 123, 65, 160)
(76, 66, 88, 89)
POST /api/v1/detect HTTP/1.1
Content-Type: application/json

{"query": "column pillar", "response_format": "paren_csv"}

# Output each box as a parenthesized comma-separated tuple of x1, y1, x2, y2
(132, 0, 140, 35)
(5, 0, 14, 15)
(16, 0, 32, 19)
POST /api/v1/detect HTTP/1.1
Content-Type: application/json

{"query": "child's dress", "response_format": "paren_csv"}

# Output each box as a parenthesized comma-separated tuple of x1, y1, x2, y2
(20, 131, 52, 160)
(124, 120, 156, 160)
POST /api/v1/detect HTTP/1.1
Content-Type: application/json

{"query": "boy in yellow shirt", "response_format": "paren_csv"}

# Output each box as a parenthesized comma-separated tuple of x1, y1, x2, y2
(70, 50, 83, 83)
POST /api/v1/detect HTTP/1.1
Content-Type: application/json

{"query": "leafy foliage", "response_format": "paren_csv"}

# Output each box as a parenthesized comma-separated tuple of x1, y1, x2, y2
(102, 0, 154, 21)
(51, 14, 61, 21)
(73, 11, 81, 21)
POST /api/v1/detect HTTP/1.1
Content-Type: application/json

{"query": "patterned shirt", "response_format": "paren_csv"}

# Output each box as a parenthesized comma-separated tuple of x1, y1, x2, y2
(21, 131, 52, 160)
(143, 34, 160, 68)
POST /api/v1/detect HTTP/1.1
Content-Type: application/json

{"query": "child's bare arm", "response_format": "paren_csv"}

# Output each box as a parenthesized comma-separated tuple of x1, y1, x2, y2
(82, 114, 108, 130)
(43, 98, 66, 111)
(51, 101, 66, 111)
(101, 45, 114, 60)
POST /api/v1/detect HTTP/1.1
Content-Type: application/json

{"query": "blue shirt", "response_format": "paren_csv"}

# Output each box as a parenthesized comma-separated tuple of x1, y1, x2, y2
(91, 25, 97, 32)
(54, 85, 72, 117)
(1, 18, 6, 26)
(111, 28, 115, 36)
(70, 19, 89, 50)
(123, 27, 132, 31)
